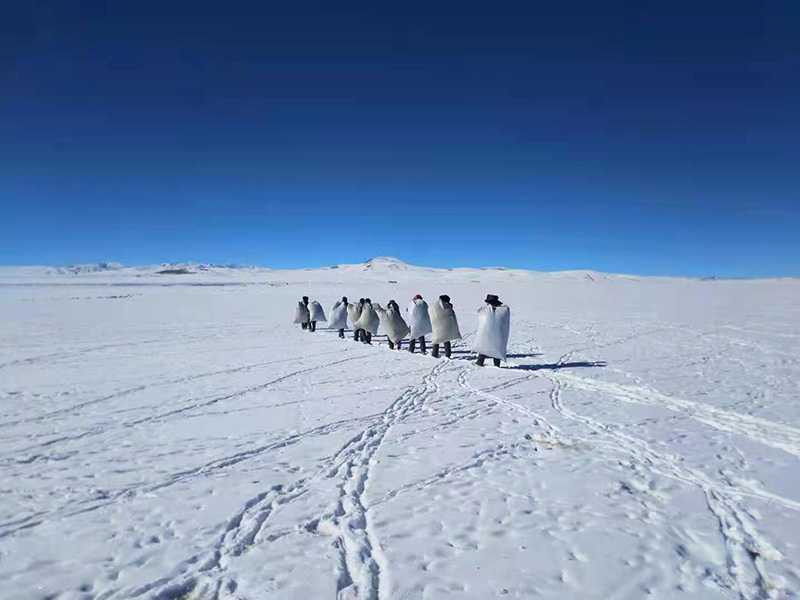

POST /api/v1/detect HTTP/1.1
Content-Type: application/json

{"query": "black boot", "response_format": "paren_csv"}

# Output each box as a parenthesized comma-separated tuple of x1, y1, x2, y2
(444, 341, 452, 359)
(388, 340, 395, 350)
(476, 354, 486, 366)
(339, 329, 345, 338)
(354, 329, 361, 341)
(431, 343, 440, 358)
(301, 322, 307, 330)
(493, 358, 501, 367)
(310, 321, 316, 332)
(409, 338, 416, 353)
(420, 337, 427, 355)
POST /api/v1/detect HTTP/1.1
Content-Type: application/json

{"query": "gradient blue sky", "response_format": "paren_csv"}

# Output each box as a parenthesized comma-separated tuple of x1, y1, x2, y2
(2, 1, 799, 277)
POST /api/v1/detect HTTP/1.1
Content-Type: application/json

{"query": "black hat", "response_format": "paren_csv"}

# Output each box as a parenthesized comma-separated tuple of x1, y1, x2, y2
(302, 296, 309, 301)
(359, 298, 365, 303)
(439, 294, 450, 303)
(485, 294, 500, 305)
(342, 296, 348, 303)
(365, 298, 372, 303)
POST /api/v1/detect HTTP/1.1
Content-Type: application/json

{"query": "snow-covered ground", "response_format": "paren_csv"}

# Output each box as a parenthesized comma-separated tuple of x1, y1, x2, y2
(1, 258, 799, 600)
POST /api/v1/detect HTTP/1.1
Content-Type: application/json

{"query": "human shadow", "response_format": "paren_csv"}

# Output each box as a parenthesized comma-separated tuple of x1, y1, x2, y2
(508, 361, 607, 371)
(450, 350, 542, 358)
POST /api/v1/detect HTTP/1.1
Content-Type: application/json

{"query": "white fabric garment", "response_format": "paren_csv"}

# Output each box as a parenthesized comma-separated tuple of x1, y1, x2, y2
(430, 299, 462, 344)
(308, 300, 327, 322)
(406, 299, 433, 339)
(355, 303, 380, 335)
(374, 304, 410, 343)
(293, 302, 310, 324)
(328, 301, 348, 330)
(473, 305, 511, 360)
(347, 303, 363, 329)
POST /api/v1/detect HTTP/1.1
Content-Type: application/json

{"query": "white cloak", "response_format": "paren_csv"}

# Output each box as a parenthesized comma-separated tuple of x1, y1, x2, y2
(347, 303, 363, 329)
(354, 303, 380, 335)
(308, 300, 327, 322)
(293, 302, 310, 324)
(430, 299, 462, 344)
(473, 305, 511, 360)
(328, 301, 348, 329)
(374, 304, 410, 343)
(406, 299, 433, 339)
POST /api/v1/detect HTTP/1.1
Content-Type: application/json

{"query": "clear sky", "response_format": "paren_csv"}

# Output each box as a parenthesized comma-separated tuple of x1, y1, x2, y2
(2, 1, 799, 277)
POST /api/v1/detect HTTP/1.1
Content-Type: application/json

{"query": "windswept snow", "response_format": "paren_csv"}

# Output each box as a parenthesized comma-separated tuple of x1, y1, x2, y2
(1, 262, 799, 599)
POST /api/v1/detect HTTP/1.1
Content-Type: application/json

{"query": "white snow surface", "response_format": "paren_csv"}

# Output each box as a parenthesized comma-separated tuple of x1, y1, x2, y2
(1, 258, 799, 599)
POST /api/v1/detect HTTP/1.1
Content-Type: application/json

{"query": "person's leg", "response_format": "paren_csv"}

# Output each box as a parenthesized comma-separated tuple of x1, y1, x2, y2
(354, 329, 360, 341)
(339, 328, 345, 338)
(476, 354, 486, 366)
(388, 340, 395, 350)
(420, 337, 427, 354)
(493, 358, 501, 367)
(310, 321, 316, 332)
(409, 338, 416, 353)
(367, 332, 372, 344)
(444, 341, 451, 359)
(431, 343, 439, 358)
(396, 340, 402, 350)
(301, 322, 307, 330)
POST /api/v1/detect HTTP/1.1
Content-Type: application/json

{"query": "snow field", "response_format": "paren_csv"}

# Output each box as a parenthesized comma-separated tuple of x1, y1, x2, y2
(1, 271, 799, 599)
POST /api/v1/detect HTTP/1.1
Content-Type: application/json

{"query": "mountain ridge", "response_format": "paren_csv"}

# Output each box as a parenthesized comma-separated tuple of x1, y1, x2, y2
(0, 258, 794, 282)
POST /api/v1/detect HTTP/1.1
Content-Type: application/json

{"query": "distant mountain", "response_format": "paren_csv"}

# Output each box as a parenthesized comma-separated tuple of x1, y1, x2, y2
(4, 258, 784, 283)
(59, 262, 126, 274)
(363, 256, 409, 270)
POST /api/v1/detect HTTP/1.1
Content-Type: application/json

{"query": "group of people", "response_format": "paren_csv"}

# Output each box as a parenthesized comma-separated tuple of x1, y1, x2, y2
(293, 293, 511, 366)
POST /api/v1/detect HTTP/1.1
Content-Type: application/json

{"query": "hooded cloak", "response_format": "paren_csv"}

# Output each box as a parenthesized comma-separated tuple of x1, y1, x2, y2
(354, 302, 380, 335)
(473, 305, 511, 361)
(293, 301, 310, 324)
(374, 303, 410, 343)
(355, 302, 380, 335)
(406, 298, 433, 339)
(308, 300, 327, 322)
(328, 301, 348, 330)
(347, 302, 363, 329)
(430, 299, 462, 344)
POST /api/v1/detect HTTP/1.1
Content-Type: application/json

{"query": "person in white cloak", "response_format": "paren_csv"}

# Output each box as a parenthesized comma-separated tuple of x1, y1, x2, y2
(307, 300, 327, 332)
(374, 300, 410, 349)
(293, 297, 310, 330)
(406, 294, 433, 354)
(328, 296, 349, 338)
(429, 294, 461, 359)
(355, 298, 380, 345)
(347, 298, 365, 341)
(474, 294, 511, 367)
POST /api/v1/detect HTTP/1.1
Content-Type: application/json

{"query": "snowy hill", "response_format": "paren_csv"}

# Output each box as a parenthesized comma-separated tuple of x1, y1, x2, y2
(0, 257, 681, 285)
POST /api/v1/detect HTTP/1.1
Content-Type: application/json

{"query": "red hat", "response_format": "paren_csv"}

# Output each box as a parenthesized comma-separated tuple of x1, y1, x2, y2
(413, 294, 423, 300)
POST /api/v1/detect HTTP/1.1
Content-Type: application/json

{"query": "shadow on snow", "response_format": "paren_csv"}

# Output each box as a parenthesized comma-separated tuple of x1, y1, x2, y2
(507, 361, 607, 371)
(302, 332, 604, 370)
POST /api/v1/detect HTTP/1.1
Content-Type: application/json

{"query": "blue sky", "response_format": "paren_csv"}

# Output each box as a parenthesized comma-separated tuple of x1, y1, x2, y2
(2, 1, 799, 277)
